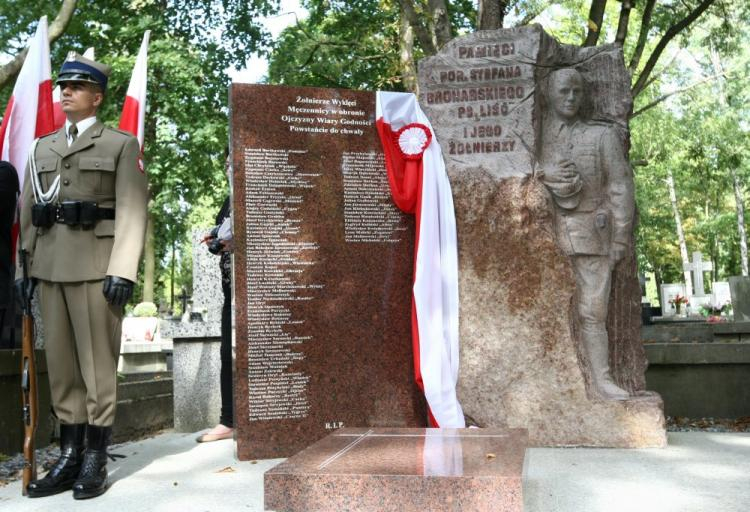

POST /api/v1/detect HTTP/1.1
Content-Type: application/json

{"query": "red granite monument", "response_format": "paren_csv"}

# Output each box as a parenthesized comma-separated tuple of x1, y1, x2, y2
(230, 84, 427, 460)
(265, 427, 527, 512)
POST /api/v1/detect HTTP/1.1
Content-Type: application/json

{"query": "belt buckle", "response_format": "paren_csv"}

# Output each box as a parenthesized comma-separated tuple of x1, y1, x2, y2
(55, 206, 65, 223)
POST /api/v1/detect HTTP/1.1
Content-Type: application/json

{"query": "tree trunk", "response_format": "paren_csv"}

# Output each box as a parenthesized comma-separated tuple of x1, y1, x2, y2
(583, 0, 608, 47)
(397, 0, 436, 55)
(629, 0, 656, 73)
(170, 237, 176, 313)
(732, 168, 749, 276)
(614, 0, 632, 46)
(142, 212, 155, 302)
(427, 0, 453, 49)
(0, 0, 78, 91)
(709, 46, 748, 276)
(478, 0, 508, 30)
(666, 169, 693, 295)
(399, 3, 418, 93)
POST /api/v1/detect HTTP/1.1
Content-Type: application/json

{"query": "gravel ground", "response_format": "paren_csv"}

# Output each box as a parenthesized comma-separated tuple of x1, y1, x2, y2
(0, 444, 62, 487)
(667, 416, 750, 432)
(0, 439, 131, 487)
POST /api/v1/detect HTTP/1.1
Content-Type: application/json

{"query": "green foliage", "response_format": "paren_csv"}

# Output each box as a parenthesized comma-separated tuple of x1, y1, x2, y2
(133, 301, 158, 317)
(268, 0, 405, 89)
(267, 0, 476, 90)
(3, 0, 746, 304)
(631, 1, 750, 286)
(1, 0, 275, 304)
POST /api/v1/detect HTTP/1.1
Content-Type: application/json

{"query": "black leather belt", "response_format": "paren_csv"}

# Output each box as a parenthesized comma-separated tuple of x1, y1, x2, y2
(32, 201, 115, 228)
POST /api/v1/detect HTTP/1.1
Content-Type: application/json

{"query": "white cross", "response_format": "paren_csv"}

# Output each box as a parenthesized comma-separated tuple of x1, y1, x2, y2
(683, 251, 713, 296)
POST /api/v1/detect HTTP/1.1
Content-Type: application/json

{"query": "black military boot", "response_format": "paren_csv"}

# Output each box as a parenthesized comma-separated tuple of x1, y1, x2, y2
(72, 424, 111, 500)
(27, 423, 86, 498)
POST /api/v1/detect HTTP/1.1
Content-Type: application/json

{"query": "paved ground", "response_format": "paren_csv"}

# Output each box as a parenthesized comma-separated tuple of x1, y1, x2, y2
(1, 431, 748, 511)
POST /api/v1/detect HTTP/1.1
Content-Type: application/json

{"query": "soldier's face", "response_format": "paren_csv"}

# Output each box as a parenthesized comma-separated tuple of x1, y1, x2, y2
(548, 70, 583, 120)
(60, 81, 103, 122)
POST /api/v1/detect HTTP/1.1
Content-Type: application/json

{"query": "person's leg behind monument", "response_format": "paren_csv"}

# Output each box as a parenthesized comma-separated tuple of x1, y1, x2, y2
(219, 273, 234, 428)
(26, 281, 87, 498)
(573, 255, 629, 400)
(197, 270, 234, 442)
(61, 281, 123, 499)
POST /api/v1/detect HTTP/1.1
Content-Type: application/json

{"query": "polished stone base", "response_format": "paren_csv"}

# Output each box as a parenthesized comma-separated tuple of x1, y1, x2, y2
(264, 427, 527, 512)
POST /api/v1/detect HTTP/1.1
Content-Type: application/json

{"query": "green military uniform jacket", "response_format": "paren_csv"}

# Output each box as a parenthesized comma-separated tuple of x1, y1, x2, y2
(19, 121, 148, 282)
(540, 120, 634, 257)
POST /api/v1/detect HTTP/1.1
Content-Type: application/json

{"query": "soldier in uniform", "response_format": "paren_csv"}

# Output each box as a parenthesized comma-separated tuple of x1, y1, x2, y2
(540, 68, 634, 400)
(15, 53, 148, 499)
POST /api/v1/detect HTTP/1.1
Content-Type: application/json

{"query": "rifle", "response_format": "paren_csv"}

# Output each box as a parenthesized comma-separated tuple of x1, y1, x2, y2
(18, 208, 38, 495)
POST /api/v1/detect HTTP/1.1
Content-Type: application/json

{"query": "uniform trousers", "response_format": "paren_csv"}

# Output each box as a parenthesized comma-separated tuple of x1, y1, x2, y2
(571, 254, 612, 327)
(39, 280, 123, 426)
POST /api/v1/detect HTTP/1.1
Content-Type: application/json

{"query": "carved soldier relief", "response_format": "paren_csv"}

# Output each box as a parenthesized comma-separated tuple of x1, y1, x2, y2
(539, 68, 635, 400)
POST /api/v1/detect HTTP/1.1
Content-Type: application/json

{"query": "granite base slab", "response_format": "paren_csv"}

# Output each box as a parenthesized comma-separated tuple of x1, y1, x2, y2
(264, 427, 527, 512)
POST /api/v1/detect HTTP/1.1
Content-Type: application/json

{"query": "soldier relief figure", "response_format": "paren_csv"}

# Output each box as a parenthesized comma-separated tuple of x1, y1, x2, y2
(538, 68, 634, 400)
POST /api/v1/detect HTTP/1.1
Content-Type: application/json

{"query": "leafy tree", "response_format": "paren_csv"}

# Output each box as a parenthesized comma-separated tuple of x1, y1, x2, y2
(0, 0, 77, 91)
(1, 0, 278, 306)
(268, 0, 476, 91)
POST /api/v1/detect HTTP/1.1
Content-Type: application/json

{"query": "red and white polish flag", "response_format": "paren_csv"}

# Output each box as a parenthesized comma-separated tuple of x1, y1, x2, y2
(0, 16, 54, 192)
(52, 47, 95, 129)
(119, 30, 150, 171)
(376, 91, 464, 428)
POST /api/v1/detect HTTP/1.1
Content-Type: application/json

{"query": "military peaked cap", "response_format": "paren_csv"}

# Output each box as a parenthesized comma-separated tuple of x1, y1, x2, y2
(56, 52, 111, 91)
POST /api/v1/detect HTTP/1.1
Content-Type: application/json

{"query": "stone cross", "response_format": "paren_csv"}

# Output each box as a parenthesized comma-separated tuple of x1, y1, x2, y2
(683, 252, 713, 296)
(638, 273, 651, 299)
(177, 287, 190, 317)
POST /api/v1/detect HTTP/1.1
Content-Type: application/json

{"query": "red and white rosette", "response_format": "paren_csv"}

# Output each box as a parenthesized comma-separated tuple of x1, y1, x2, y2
(395, 123, 432, 160)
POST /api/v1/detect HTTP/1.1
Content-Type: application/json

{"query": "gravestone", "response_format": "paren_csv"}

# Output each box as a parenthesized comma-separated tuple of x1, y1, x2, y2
(711, 281, 731, 310)
(729, 276, 750, 321)
(230, 84, 426, 459)
(660, 283, 686, 317)
(419, 25, 665, 447)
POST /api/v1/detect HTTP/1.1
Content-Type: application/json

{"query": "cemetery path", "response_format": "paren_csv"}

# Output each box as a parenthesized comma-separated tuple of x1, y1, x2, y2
(0, 430, 747, 511)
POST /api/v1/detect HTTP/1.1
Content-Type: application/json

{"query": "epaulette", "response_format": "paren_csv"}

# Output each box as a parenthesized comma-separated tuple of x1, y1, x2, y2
(103, 126, 137, 139)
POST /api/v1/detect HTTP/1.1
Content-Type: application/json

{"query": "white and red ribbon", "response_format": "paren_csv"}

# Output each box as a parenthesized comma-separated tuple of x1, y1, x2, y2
(0, 16, 55, 258)
(119, 30, 150, 172)
(0, 16, 54, 192)
(376, 91, 464, 428)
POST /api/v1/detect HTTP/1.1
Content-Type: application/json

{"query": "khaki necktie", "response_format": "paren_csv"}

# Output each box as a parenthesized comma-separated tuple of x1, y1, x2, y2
(69, 124, 78, 144)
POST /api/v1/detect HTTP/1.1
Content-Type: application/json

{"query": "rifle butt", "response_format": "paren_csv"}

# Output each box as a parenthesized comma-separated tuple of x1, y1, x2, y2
(21, 313, 38, 493)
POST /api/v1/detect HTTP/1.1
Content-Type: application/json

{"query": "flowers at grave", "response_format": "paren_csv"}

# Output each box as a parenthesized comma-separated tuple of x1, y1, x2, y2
(706, 315, 727, 323)
(668, 294, 689, 307)
(699, 301, 732, 317)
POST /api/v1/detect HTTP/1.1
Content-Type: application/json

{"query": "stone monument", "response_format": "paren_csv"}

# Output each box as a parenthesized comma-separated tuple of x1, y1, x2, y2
(265, 427, 526, 512)
(418, 25, 665, 447)
(230, 84, 427, 459)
